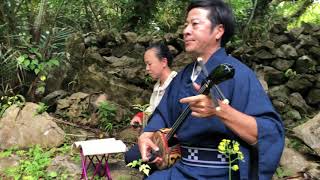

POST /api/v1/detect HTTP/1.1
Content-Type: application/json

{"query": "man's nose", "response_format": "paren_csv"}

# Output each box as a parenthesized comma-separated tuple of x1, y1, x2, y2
(183, 25, 191, 37)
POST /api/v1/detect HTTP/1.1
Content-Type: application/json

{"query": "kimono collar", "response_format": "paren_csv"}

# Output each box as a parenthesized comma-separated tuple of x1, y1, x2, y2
(154, 71, 178, 91)
(194, 48, 228, 85)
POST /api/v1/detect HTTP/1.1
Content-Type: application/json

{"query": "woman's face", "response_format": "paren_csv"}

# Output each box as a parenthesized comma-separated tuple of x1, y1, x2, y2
(144, 48, 167, 80)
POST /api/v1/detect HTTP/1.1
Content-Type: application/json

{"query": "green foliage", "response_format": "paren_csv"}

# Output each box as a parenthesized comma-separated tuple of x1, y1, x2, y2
(275, 1, 306, 17)
(284, 69, 297, 78)
(287, 138, 304, 151)
(0, 140, 86, 180)
(0, 46, 20, 86)
(289, 3, 320, 29)
(275, 166, 292, 178)
(132, 103, 149, 112)
(0, 144, 80, 179)
(16, 46, 60, 97)
(127, 159, 151, 176)
(0, 94, 25, 117)
(218, 139, 244, 180)
(275, 1, 320, 29)
(153, 1, 188, 32)
(0, 147, 18, 158)
(56, 143, 72, 154)
(4, 145, 53, 179)
(17, 48, 60, 76)
(228, 0, 253, 28)
(97, 100, 117, 132)
(35, 102, 48, 115)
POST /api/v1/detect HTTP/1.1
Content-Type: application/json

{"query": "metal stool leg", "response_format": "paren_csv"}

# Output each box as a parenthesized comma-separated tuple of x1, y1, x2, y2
(80, 149, 88, 180)
(80, 152, 112, 179)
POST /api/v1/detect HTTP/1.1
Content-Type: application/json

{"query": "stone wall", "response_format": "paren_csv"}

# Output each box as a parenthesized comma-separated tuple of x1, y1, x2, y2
(62, 23, 319, 125)
(230, 22, 319, 127)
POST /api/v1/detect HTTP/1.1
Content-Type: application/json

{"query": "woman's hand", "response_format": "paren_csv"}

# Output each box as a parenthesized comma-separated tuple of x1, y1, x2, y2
(130, 115, 142, 126)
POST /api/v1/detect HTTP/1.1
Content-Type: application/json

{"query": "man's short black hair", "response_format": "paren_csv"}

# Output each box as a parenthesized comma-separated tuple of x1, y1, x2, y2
(187, 0, 235, 46)
(146, 43, 174, 67)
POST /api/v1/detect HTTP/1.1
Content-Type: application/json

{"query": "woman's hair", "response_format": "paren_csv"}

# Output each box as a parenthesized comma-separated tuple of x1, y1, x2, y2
(146, 43, 174, 67)
(187, 0, 235, 47)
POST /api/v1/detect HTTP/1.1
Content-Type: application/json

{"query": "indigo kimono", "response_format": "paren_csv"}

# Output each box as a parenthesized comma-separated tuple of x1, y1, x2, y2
(144, 48, 285, 180)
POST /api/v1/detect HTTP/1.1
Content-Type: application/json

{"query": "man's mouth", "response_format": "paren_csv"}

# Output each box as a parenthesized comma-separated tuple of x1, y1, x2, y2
(184, 39, 194, 44)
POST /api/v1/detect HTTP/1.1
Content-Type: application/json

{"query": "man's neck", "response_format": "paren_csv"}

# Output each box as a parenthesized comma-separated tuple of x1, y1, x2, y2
(198, 46, 221, 63)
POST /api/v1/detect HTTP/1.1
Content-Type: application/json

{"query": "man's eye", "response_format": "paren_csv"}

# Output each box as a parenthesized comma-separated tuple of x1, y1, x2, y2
(192, 22, 198, 27)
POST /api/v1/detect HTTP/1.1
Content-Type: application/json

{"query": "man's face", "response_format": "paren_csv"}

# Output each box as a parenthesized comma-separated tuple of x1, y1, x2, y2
(183, 8, 222, 57)
(144, 48, 166, 80)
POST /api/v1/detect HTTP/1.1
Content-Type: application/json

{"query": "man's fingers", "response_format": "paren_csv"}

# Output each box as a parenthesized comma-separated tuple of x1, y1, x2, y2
(191, 111, 203, 118)
(140, 142, 151, 161)
(141, 140, 159, 162)
(180, 95, 203, 104)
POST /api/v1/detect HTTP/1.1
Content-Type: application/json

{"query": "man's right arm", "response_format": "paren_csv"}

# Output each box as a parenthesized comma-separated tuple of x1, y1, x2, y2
(138, 110, 166, 162)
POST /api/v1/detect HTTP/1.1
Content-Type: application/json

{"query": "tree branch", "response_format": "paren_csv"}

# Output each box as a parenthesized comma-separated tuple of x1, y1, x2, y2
(289, 0, 313, 19)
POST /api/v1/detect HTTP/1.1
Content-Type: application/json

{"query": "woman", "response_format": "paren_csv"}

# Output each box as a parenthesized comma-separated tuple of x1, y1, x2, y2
(125, 43, 177, 166)
(130, 43, 177, 128)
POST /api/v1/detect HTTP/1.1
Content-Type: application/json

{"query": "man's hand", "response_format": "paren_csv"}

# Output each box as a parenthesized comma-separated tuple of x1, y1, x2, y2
(138, 132, 163, 164)
(180, 82, 226, 118)
(180, 94, 218, 118)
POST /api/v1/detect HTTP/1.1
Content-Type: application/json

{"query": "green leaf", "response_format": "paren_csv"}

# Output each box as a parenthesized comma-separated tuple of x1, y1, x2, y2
(126, 162, 133, 167)
(36, 86, 45, 94)
(17, 55, 26, 64)
(139, 164, 151, 176)
(0, 151, 12, 158)
(48, 171, 58, 177)
(23, 59, 30, 67)
(50, 59, 60, 66)
(38, 63, 44, 71)
(34, 68, 40, 75)
(142, 168, 150, 176)
(29, 63, 36, 70)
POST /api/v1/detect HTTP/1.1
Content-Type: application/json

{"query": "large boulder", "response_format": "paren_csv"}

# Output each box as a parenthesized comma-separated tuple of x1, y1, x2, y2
(0, 103, 65, 149)
(280, 146, 320, 179)
(293, 113, 320, 156)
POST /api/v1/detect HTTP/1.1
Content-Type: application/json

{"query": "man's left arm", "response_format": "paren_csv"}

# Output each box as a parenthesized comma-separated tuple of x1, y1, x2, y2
(180, 95, 258, 144)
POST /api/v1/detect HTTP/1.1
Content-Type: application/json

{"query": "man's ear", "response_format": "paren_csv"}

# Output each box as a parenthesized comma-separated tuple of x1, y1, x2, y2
(215, 24, 225, 40)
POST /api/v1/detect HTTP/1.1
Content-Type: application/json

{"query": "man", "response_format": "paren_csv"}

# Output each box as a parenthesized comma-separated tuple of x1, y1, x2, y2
(138, 0, 285, 179)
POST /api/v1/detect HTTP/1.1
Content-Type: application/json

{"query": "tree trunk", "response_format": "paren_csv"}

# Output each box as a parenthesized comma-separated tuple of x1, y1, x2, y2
(253, 0, 273, 18)
(289, 0, 313, 19)
(125, 0, 158, 31)
(0, 0, 17, 46)
(32, 0, 48, 44)
(83, 0, 93, 32)
(87, 1, 101, 31)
